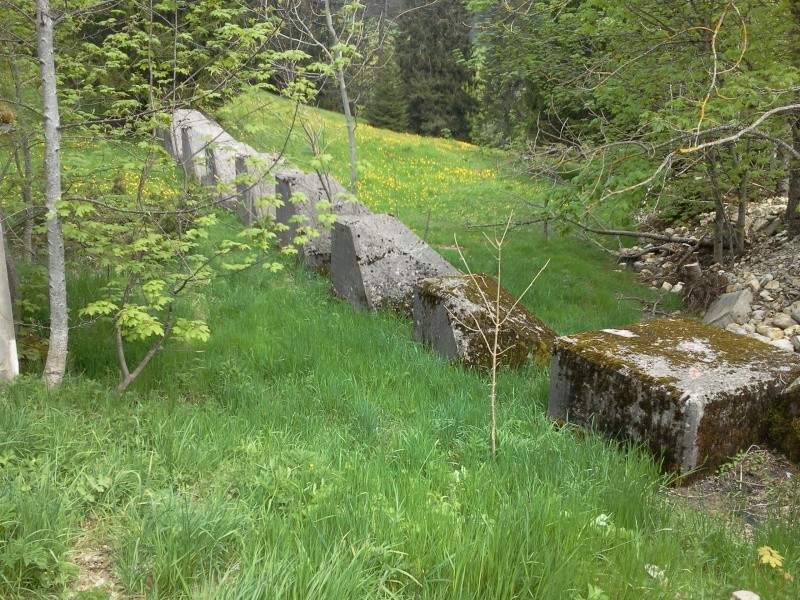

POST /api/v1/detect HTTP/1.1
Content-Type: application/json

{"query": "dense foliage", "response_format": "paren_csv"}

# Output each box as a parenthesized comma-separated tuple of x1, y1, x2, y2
(469, 0, 800, 248)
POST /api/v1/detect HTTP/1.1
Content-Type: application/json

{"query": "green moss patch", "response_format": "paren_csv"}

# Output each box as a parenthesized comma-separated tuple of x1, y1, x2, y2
(414, 274, 555, 368)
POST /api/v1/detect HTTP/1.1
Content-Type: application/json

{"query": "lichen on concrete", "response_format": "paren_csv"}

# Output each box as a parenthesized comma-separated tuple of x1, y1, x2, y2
(548, 317, 800, 478)
(413, 274, 555, 368)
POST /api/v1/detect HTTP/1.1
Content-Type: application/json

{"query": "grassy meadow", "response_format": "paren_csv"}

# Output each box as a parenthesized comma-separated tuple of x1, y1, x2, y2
(1, 93, 799, 599)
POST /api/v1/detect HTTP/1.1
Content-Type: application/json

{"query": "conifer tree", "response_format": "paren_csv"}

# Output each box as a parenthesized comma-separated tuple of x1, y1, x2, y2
(363, 53, 409, 132)
(394, 0, 476, 141)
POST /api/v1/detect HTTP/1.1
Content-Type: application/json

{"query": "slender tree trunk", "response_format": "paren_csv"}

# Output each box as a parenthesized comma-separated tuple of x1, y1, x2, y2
(705, 150, 726, 265)
(0, 213, 22, 330)
(731, 142, 749, 256)
(787, 1, 800, 238)
(10, 59, 36, 263)
(0, 218, 19, 381)
(36, 0, 69, 386)
(776, 147, 790, 196)
(324, 0, 358, 194)
(787, 115, 800, 238)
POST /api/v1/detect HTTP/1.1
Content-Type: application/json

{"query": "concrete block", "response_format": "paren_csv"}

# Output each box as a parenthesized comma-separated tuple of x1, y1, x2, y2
(331, 214, 459, 313)
(234, 153, 279, 225)
(276, 169, 371, 272)
(166, 109, 282, 212)
(413, 274, 555, 367)
(547, 317, 800, 478)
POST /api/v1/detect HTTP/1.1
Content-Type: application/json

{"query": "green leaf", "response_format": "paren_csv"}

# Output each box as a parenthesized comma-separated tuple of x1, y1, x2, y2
(80, 300, 119, 317)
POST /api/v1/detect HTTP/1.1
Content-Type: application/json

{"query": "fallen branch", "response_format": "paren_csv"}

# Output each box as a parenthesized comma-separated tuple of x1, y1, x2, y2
(565, 217, 713, 246)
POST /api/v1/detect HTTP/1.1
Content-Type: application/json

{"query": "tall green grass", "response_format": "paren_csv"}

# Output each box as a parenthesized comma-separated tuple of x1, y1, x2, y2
(1, 94, 797, 598)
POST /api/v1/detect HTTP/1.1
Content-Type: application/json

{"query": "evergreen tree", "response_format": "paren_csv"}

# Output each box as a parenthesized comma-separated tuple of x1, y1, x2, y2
(395, 0, 476, 141)
(363, 53, 409, 132)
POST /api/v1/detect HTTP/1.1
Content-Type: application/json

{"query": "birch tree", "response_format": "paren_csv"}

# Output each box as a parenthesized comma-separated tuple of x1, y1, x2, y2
(35, 0, 68, 386)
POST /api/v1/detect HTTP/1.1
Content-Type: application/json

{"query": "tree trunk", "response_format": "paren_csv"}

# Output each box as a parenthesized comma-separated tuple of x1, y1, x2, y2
(731, 142, 749, 256)
(36, 0, 69, 387)
(705, 150, 726, 265)
(0, 218, 19, 381)
(10, 59, 36, 263)
(682, 262, 703, 282)
(0, 213, 22, 330)
(778, 148, 790, 197)
(787, 0, 800, 238)
(787, 115, 800, 238)
(324, 0, 358, 195)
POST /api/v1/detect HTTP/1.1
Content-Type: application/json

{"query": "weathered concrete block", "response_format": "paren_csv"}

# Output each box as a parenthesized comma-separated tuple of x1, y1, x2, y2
(276, 169, 371, 272)
(166, 110, 281, 211)
(168, 109, 235, 182)
(703, 289, 753, 328)
(234, 153, 279, 225)
(332, 214, 459, 313)
(547, 317, 800, 478)
(412, 274, 555, 368)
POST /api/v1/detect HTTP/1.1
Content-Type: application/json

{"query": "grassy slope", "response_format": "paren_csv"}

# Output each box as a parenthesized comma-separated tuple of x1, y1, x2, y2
(1, 94, 798, 599)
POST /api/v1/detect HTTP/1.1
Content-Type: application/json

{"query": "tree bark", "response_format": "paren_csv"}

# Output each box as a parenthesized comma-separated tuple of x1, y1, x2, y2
(731, 142, 749, 256)
(36, 0, 69, 387)
(0, 213, 22, 330)
(324, 0, 358, 195)
(787, 0, 800, 238)
(682, 262, 703, 282)
(705, 150, 727, 265)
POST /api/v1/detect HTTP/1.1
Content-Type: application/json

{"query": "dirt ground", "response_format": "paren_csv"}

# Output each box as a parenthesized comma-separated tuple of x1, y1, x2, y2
(667, 445, 800, 539)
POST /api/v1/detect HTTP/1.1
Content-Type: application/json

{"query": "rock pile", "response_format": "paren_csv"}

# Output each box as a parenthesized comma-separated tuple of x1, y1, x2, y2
(619, 197, 799, 354)
(718, 229, 800, 354)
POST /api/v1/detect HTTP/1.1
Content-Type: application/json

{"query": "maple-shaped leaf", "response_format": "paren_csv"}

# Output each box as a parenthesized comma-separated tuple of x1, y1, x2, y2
(757, 546, 784, 569)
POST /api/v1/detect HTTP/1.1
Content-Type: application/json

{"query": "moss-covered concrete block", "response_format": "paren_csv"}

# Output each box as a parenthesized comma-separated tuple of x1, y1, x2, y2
(547, 317, 800, 478)
(413, 274, 555, 368)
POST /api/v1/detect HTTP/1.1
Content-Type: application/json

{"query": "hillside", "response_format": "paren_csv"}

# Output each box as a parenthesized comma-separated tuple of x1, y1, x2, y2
(1, 98, 798, 599)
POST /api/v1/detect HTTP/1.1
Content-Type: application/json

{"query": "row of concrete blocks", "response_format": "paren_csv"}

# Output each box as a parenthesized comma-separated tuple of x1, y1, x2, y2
(329, 205, 800, 479)
(332, 219, 800, 479)
(328, 203, 800, 479)
(163, 110, 553, 363)
(165, 110, 800, 481)
(163, 108, 358, 239)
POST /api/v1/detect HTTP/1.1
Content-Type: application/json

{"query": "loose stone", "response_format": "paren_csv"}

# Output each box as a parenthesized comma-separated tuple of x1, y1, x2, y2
(772, 313, 796, 330)
(755, 325, 783, 340)
(771, 338, 796, 353)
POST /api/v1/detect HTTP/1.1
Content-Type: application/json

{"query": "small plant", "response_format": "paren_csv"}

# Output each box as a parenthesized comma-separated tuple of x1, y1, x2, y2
(756, 545, 795, 581)
(573, 583, 610, 600)
(454, 213, 548, 457)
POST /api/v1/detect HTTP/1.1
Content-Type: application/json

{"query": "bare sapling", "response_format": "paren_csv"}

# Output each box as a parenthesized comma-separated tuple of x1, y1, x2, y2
(453, 215, 549, 457)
